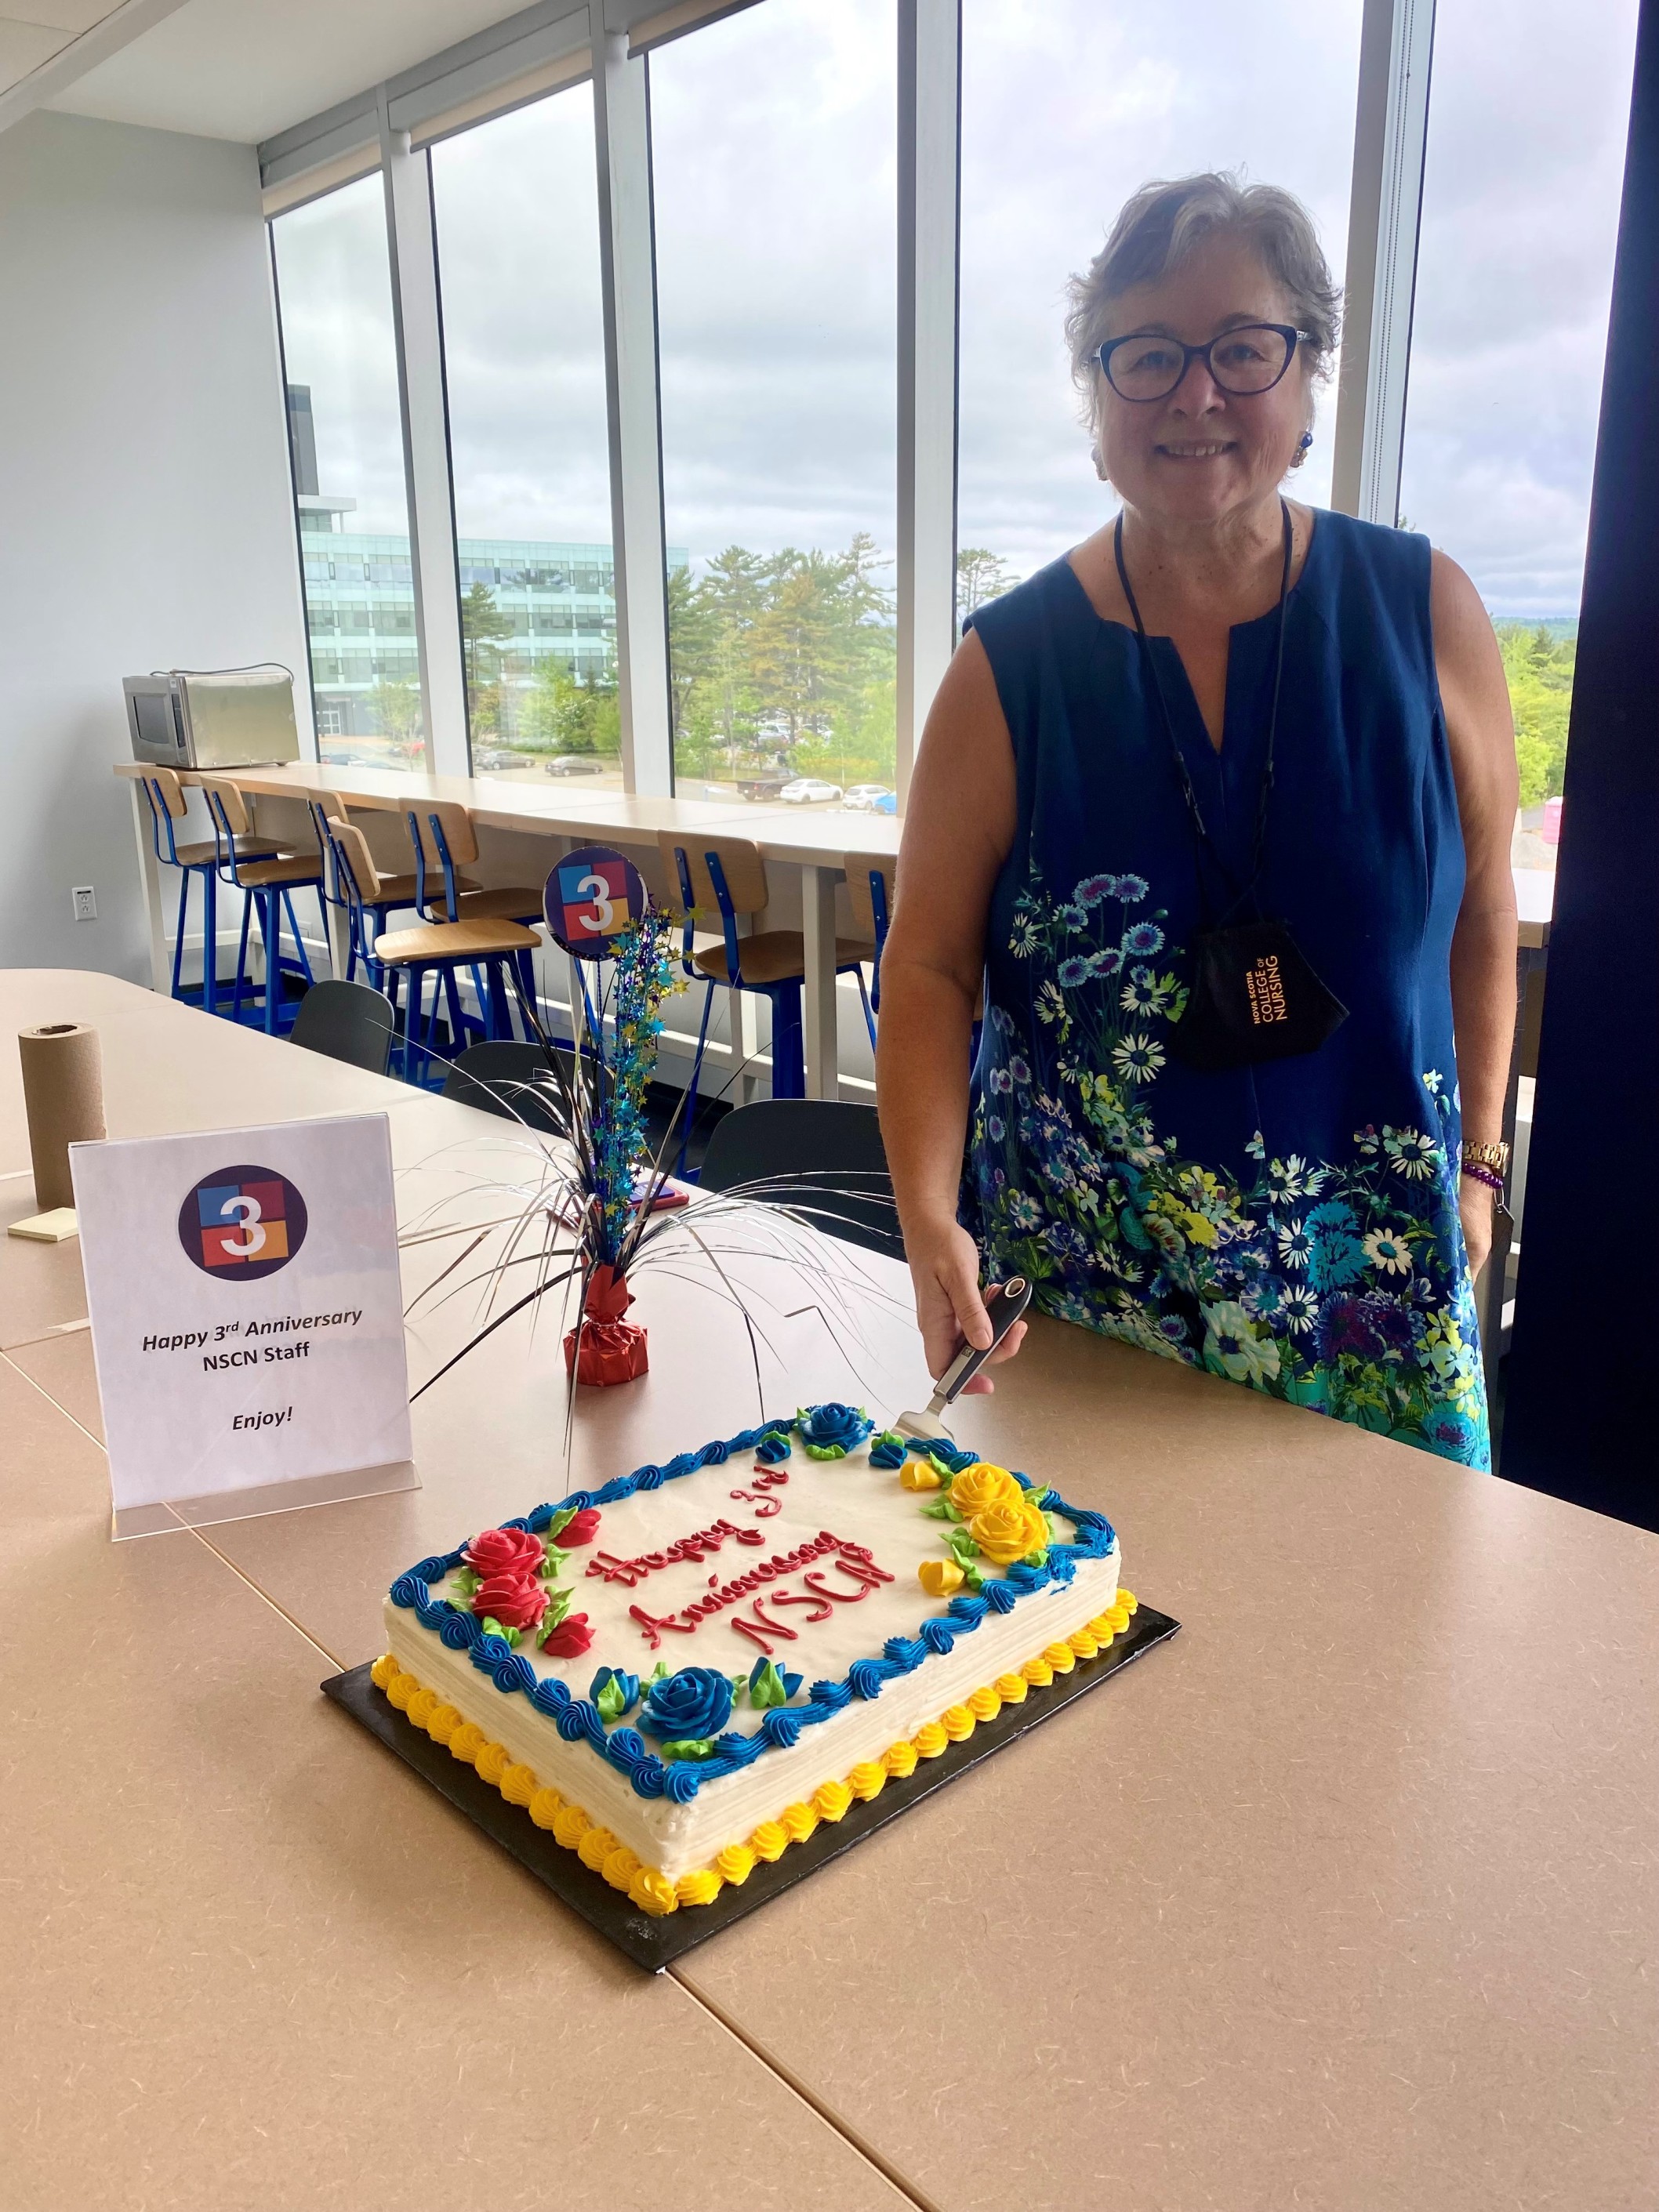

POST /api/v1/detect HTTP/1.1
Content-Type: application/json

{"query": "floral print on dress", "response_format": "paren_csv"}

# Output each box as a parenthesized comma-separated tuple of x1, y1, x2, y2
(967, 867, 1490, 1468)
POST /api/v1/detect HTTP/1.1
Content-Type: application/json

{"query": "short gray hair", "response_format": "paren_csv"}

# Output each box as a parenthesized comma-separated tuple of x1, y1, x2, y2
(1065, 173, 1341, 429)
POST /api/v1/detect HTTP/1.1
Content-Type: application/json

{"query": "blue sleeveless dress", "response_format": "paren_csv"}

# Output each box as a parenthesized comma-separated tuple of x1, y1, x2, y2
(962, 509, 1488, 1467)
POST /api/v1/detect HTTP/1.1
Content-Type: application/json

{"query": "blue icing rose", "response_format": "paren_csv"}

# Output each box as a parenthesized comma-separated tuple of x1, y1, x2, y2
(754, 1429, 793, 1465)
(794, 1402, 875, 1458)
(866, 1431, 906, 1470)
(640, 1665, 734, 1742)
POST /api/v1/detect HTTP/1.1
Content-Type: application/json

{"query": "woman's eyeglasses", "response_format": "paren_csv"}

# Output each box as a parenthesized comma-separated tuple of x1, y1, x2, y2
(1097, 322, 1311, 403)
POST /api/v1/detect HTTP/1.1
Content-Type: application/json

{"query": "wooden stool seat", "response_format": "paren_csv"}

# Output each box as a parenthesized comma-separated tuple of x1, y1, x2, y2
(368, 869, 476, 909)
(374, 916, 540, 967)
(440, 885, 543, 924)
(234, 853, 324, 890)
(690, 931, 875, 987)
(172, 836, 285, 869)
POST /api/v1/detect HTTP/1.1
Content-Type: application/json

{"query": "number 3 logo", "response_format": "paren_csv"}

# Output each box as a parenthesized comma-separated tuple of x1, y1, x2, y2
(576, 872, 615, 935)
(218, 1193, 267, 1257)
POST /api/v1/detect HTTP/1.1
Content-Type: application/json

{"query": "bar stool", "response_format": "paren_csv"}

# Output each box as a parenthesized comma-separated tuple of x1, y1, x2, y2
(405, 798, 543, 1010)
(306, 795, 447, 981)
(198, 777, 327, 1034)
(658, 831, 874, 1104)
(842, 849, 895, 1043)
(136, 767, 285, 1016)
(329, 821, 540, 1081)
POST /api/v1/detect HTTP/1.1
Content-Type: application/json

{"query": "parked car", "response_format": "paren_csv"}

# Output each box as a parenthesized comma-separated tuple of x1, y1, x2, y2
(779, 778, 844, 805)
(845, 784, 896, 813)
(471, 746, 517, 771)
(544, 755, 604, 776)
(735, 772, 793, 801)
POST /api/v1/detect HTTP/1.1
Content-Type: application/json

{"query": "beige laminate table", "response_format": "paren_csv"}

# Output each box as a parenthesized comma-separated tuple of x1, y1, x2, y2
(8, 968, 1652, 2212)
(115, 761, 899, 1101)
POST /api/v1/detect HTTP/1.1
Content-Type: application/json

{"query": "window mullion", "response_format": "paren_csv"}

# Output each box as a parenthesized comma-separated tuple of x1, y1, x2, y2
(1332, 0, 1436, 525)
(379, 97, 470, 776)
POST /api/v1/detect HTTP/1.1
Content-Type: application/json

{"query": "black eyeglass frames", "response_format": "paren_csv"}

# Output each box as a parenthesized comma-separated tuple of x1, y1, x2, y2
(1097, 323, 1312, 403)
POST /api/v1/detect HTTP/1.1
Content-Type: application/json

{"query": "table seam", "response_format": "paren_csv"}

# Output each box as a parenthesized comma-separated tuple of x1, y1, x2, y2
(669, 1964, 945, 2212)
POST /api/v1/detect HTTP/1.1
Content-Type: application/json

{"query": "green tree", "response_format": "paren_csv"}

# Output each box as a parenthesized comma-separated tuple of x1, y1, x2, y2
(366, 677, 423, 760)
(1496, 622, 1576, 810)
(519, 655, 620, 757)
(460, 583, 512, 740)
(957, 546, 1019, 615)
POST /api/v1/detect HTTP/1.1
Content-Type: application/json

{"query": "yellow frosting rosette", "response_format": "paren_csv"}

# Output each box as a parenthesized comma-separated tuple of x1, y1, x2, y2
(948, 1462, 1021, 1518)
(967, 1495, 1050, 1568)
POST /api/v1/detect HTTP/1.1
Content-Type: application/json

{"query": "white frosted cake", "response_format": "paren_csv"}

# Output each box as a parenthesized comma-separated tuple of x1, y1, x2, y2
(372, 1403, 1133, 1915)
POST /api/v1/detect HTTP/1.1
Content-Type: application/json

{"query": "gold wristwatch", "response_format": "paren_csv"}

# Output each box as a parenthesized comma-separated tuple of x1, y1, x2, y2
(1460, 1140, 1510, 1174)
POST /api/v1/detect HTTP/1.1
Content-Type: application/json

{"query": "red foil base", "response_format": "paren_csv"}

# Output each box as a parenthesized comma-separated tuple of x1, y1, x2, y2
(564, 1265, 649, 1385)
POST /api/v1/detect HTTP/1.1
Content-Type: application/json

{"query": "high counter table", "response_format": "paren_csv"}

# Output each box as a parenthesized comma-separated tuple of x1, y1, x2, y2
(5, 969, 1654, 2211)
(114, 762, 898, 1099)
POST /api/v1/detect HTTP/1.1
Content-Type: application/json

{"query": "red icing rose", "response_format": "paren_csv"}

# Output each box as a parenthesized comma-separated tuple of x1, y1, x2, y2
(558, 1508, 601, 1548)
(465, 1526, 543, 1579)
(539, 1612, 594, 1658)
(471, 1572, 549, 1631)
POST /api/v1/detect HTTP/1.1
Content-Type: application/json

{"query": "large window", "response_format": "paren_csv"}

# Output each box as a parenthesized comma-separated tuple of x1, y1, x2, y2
(270, 173, 421, 769)
(958, 0, 1364, 607)
(1399, 0, 1640, 877)
(430, 89, 621, 789)
(651, 0, 898, 807)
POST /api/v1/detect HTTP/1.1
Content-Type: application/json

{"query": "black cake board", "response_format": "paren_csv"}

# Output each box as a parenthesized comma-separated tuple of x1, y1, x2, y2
(321, 1603, 1179, 1972)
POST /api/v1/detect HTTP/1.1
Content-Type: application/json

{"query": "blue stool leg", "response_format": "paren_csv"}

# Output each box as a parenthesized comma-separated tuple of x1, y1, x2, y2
(231, 892, 253, 1024)
(852, 963, 876, 1050)
(768, 981, 805, 1098)
(280, 889, 315, 992)
(676, 977, 718, 1180)
(258, 890, 280, 1033)
(171, 869, 190, 1000)
(483, 959, 510, 1040)
(442, 966, 467, 1059)
(203, 865, 219, 1017)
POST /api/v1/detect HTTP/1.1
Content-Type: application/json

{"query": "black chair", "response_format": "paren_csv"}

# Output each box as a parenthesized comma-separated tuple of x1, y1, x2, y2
(695, 1099, 900, 1259)
(289, 979, 396, 1075)
(441, 1040, 571, 1132)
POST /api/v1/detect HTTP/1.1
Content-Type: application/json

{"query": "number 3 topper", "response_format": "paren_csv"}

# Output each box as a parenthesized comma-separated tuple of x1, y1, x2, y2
(545, 846, 649, 960)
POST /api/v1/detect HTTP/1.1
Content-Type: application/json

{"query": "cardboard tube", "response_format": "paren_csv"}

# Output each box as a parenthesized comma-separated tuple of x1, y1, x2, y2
(18, 1024, 105, 1210)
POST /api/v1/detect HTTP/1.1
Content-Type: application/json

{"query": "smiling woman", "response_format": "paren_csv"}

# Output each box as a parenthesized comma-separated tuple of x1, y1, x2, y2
(877, 172, 1521, 1473)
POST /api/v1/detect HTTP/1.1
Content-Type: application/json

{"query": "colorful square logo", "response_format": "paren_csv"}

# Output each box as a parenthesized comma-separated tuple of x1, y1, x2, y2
(179, 1165, 307, 1281)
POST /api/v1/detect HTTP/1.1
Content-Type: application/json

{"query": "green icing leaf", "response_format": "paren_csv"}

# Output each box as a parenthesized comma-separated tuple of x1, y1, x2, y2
(801, 1441, 848, 1461)
(481, 1617, 521, 1648)
(539, 1543, 570, 1577)
(648, 1659, 670, 1685)
(962, 1564, 985, 1592)
(543, 1507, 577, 1540)
(920, 1497, 956, 1521)
(543, 1584, 572, 1630)
(594, 1677, 629, 1721)
(945, 1527, 982, 1568)
(729, 1674, 750, 1705)
(452, 1567, 481, 1599)
(747, 1660, 790, 1710)
(660, 1738, 715, 1762)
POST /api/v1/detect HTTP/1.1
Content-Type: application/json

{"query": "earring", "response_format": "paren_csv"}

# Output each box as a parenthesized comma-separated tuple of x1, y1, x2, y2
(1291, 430, 1313, 470)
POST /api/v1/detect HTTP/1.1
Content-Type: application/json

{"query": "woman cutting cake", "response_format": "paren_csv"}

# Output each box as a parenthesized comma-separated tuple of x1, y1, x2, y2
(877, 172, 1518, 1467)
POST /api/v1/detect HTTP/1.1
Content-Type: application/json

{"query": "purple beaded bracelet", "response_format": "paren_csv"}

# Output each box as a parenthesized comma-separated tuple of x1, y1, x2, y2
(1460, 1160, 1505, 1198)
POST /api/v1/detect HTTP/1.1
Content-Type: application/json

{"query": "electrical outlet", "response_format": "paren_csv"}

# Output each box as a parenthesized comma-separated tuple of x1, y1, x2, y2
(72, 885, 97, 922)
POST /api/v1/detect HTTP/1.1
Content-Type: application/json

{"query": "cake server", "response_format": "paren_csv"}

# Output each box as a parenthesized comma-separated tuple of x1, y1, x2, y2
(891, 1276, 1032, 1445)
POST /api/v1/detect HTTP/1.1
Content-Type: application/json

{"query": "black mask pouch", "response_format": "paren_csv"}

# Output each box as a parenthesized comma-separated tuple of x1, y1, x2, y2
(1113, 502, 1348, 1075)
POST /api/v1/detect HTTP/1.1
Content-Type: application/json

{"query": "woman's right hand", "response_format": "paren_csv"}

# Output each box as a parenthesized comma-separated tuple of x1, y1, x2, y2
(906, 1218, 1028, 1396)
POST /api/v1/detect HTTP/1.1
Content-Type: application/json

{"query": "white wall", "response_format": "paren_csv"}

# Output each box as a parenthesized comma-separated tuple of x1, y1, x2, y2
(0, 111, 309, 981)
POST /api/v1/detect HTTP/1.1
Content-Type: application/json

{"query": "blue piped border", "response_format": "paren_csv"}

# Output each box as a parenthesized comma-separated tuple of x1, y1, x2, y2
(387, 1414, 1117, 1804)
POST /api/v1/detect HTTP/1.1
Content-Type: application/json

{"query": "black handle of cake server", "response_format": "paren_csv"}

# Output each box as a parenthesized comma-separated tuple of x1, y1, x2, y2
(933, 1276, 1033, 1408)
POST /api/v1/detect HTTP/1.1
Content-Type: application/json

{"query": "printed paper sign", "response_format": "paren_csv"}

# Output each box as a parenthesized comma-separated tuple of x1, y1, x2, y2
(71, 1113, 412, 1525)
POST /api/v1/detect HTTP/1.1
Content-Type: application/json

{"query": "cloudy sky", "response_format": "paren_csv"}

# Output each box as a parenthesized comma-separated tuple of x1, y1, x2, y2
(272, 0, 1639, 618)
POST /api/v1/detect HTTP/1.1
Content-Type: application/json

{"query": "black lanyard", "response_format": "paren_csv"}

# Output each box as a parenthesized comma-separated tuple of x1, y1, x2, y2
(1113, 496, 1294, 922)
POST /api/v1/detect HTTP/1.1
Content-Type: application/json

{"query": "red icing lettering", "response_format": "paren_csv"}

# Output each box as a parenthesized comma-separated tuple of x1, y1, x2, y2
(768, 1589, 833, 1622)
(627, 1605, 698, 1650)
(803, 1568, 873, 1605)
(735, 1527, 766, 1545)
